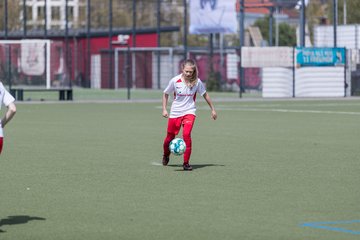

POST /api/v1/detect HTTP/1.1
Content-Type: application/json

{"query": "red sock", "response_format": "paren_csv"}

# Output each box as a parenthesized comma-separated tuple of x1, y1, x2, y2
(163, 133, 175, 157)
(183, 136, 191, 164)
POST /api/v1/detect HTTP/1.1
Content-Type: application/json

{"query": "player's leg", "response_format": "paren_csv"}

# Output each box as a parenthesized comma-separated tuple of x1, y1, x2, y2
(182, 114, 196, 169)
(162, 117, 182, 165)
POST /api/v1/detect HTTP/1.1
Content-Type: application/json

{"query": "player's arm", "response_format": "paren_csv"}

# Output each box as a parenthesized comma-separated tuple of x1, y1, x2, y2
(1, 102, 16, 128)
(203, 92, 217, 120)
(162, 93, 169, 118)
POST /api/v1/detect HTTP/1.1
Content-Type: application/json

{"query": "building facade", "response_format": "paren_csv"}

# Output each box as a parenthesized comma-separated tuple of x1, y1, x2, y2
(24, 0, 84, 30)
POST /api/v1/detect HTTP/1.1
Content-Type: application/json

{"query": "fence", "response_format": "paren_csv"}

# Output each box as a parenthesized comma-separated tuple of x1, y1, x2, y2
(242, 47, 360, 98)
(112, 47, 176, 90)
(109, 47, 263, 92)
(0, 0, 185, 91)
(0, 39, 70, 89)
(314, 25, 360, 49)
(3, 41, 360, 98)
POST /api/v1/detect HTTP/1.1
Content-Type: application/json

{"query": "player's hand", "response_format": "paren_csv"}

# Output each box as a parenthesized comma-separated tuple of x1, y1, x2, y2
(211, 110, 217, 120)
(162, 109, 169, 118)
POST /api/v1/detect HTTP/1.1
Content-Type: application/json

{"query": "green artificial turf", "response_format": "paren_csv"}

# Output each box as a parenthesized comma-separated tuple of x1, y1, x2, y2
(0, 98, 359, 240)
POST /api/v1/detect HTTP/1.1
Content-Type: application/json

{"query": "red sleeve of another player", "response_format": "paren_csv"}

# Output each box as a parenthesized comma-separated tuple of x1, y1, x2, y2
(0, 138, 3, 155)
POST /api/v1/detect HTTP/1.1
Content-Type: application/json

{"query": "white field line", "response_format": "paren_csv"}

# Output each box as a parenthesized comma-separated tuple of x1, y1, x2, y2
(151, 161, 163, 166)
(204, 106, 360, 115)
(216, 103, 360, 108)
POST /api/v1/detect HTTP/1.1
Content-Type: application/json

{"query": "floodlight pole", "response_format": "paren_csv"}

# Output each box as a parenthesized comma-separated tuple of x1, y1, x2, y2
(4, 0, 8, 39)
(132, 0, 136, 47)
(65, 0, 71, 88)
(23, 0, 27, 37)
(209, 33, 214, 74)
(44, 0, 48, 91)
(44, 0, 47, 37)
(108, 0, 113, 89)
(333, 0, 338, 47)
(86, 0, 91, 87)
(275, 6, 279, 46)
(4, 0, 10, 90)
(300, 0, 305, 47)
(157, 0, 161, 89)
(132, 0, 137, 89)
(269, 7, 274, 46)
(183, 0, 188, 60)
(343, 0, 347, 25)
(238, 0, 245, 98)
(126, 45, 131, 100)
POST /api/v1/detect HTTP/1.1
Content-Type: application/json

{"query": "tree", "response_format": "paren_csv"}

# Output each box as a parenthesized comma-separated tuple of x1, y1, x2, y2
(305, 0, 360, 44)
(306, 0, 328, 43)
(0, 1, 22, 32)
(253, 16, 296, 46)
(278, 22, 297, 46)
(327, 0, 360, 24)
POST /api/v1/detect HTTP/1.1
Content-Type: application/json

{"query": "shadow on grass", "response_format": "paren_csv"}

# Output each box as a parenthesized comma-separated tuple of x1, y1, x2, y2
(168, 163, 225, 171)
(0, 215, 46, 233)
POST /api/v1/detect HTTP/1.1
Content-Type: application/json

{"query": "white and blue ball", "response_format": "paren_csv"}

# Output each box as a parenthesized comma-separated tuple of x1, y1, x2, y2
(169, 138, 186, 156)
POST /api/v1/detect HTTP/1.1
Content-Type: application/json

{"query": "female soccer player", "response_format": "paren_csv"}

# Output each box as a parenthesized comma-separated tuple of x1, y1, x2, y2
(0, 82, 16, 155)
(162, 59, 217, 171)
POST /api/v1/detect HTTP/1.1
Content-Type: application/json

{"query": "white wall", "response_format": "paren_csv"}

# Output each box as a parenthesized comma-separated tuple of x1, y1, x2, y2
(262, 67, 345, 98)
(295, 67, 345, 97)
(262, 68, 293, 98)
(314, 25, 359, 49)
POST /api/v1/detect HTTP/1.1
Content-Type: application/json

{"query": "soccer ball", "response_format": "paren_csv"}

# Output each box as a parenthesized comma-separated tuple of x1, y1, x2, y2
(169, 138, 186, 156)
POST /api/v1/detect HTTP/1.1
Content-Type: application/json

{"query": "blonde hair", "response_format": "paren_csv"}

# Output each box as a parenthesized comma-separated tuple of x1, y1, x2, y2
(181, 59, 198, 87)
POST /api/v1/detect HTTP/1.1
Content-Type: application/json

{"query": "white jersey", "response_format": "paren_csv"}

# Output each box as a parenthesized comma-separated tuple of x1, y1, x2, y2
(163, 74, 206, 118)
(0, 82, 15, 137)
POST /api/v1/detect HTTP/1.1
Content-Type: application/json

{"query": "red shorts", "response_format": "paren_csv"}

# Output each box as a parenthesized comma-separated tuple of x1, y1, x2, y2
(167, 114, 196, 136)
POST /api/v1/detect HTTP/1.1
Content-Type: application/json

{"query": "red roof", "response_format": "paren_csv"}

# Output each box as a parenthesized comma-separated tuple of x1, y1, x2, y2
(244, 0, 274, 14)
(241, 0, 298, 17)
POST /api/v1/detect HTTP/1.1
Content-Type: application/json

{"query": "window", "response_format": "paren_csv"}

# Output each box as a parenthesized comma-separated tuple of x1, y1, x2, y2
(26, 6, 33, 19)
(52, 6, 60, 20)
(67, 6, 74, 21)
(39, 6, 45, 19)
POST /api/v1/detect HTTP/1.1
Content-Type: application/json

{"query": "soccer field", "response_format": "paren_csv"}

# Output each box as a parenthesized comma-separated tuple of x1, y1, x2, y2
(1, 97, 360, 240)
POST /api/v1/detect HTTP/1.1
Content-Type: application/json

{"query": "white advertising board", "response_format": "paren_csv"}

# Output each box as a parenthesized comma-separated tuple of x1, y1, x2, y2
(241, 47, 293, 67)
(189, 0, 237, 34)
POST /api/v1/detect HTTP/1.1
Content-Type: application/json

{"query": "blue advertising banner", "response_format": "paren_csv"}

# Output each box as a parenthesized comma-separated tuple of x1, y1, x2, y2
(296, 47, 346, 67)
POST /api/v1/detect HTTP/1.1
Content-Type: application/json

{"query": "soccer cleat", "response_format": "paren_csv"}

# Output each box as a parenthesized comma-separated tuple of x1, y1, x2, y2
(183, 163, 192, 171)
(162, 155, 169, 166)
